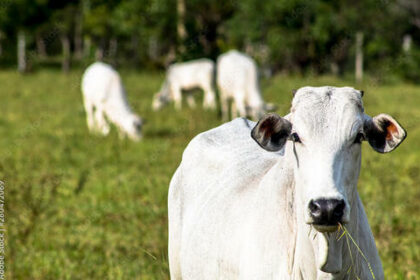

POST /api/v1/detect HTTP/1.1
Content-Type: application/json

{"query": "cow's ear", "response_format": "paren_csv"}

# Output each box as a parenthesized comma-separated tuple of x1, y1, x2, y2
(251, 113, 292, 152)
(364, 114, 407, 153)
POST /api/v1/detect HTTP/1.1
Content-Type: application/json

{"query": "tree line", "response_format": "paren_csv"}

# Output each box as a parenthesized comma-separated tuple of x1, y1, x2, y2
(0, 0, 419, 82)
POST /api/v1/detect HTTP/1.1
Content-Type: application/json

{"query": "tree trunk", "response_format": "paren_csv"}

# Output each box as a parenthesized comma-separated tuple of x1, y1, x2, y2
(402, 34, 412, 53)
(177, 0, 187, 56)
(0, 32, 3, 57)
(148, 35, 159, 61)
(74, 10, 83, 60)
(83, 36, 91, 59)
(109, 37, 118, 66)
(95, 42, 104, 61)
(131, 34, 139, 67)
(355, 32, 364, 84)
(61, 35, 71, 73)
(164, 45, 176, 67)
(330, 62, 339, 76)
(36, 34, 47, 59)
(17, 30, 27, 73)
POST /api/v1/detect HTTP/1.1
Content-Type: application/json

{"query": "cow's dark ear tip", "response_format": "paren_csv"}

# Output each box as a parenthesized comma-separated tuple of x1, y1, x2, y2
(251, 114, 292, 152)
(365, 114, 407, 153)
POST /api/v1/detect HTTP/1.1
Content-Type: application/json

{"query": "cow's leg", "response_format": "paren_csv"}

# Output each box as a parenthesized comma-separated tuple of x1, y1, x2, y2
(234, 97, 247, 118)
(171, 85, 182, 110)
(186, 93, 196, 108)
(94, 106, 110, 135)
(83, 98, 96, 132)
(231, 99, 238, 118)
(203, 85, 216, 110)
(221, 95, 230, 122)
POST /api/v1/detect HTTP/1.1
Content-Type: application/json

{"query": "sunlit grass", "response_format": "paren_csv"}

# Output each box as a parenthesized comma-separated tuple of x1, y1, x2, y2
(0, 69, 419, 279)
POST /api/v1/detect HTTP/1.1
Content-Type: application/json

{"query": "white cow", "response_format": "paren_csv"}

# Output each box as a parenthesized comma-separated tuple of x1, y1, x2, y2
(81, 62, 143, 141)
(153, 59, 216, 110)
(168, 86, 407, 279)
(217, 50, 267, 121)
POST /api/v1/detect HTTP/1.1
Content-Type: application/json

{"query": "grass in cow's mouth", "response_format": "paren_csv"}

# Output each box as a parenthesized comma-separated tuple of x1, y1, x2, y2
(337, 223, 376, 280)
(313, 224, 339, 233)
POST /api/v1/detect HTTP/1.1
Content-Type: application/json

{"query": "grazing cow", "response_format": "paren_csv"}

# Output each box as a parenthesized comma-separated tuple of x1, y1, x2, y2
(81, 62, 143, 141)
(153, 59, 216, 111)
(217, 50, 269, 121)
(168, 86, 406, 279)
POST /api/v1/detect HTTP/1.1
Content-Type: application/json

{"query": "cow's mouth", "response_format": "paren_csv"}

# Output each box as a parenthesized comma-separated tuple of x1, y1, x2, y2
(313, 224, 339, 233)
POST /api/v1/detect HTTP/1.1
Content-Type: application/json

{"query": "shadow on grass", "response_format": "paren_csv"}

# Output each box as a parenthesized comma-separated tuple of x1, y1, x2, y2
(145, 127, 180, 139)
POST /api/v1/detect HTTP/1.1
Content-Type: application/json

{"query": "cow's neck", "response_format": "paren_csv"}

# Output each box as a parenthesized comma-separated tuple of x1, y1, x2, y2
(290, 178, 360, 279)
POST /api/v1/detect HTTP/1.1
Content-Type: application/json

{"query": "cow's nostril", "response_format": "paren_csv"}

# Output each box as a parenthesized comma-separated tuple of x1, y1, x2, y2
(332, 200, 345, 218)
(309, 200, 322, 217)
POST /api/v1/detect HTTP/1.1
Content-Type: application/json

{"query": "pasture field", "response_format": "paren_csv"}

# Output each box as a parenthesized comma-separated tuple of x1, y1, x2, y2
(0, 69, 419, 279)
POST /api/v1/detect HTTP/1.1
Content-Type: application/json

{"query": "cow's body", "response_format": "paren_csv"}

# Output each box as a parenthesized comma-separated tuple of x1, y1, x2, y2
(217, 50, 265, 120)
(169, 87, 407, 279)
(81, 62, 142, 141)
(153, 59, 216, 110)
(169, 119, 381, 280)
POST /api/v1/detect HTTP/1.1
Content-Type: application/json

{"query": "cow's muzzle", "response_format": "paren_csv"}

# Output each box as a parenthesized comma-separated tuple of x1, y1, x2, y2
(309, 198, 346, 232)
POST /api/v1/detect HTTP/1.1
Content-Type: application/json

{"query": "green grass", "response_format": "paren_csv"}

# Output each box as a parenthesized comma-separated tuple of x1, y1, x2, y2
(0, 69, 419, 279)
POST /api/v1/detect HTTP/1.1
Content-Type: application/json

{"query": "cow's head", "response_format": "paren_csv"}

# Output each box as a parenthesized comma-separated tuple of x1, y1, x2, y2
(251, 87, 406, 233)
(246, 104, 266, 121)
(120, 113, 143, 141)
(152, 91, 169, 111)
(152, 83, 171, 111)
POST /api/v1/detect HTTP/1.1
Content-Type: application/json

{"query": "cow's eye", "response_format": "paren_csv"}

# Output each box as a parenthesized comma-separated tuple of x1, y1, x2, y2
(354, 132, 364, 144)
(291, 132, 301, 143)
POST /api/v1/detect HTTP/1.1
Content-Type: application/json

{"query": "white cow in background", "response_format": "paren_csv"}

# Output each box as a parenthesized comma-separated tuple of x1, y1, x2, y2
(217, 50, 269, 121)
(81, 62, 143, 141)
(153, 59, 216, 111)
(168, 86, 407, 279)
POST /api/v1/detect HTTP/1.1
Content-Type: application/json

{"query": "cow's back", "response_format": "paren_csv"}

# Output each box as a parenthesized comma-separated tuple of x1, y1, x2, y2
(82, 62, 121, 103)
(168, 59, 214, 89)
(217, 50, 257, 97)
(168, 118, 281, 279)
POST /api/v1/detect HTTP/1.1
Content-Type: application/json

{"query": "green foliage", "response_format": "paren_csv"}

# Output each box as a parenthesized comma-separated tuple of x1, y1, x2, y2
(0, 69, 419, 279)
(224, 0, 415, 75)
(84, 0, 120, 39)
(0, 0, 420, 78)
(111, 0, 176, 65)
(396, 47, 420, 82)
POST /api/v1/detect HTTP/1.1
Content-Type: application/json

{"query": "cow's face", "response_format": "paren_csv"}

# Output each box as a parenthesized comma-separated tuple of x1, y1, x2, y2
(122, 114, 143, 141)
(246, 105, 266, 120)
(152, 92, 168, 111)
(252, 87, 406, 233)
(152, 84, 171, 111)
